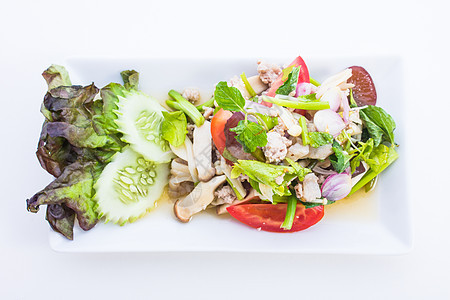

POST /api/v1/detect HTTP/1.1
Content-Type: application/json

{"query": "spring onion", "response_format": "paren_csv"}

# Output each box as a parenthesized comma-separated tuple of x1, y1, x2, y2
(280, 194, 298, 230)
(240, 72, 257, 97)
(299, 115, 310, 146)
(262, 95, 330, 110)
(168, 90, 205, 127)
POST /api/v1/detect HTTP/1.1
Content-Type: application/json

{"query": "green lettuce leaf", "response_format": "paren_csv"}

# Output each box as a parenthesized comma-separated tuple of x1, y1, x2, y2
(46, 204, 76, 240)
(92, 83, 125, 135)
(161, 111, 188, 147)
(285, 157, 311, 181)
(120, 70, 139, 91)
(42, 64, 72, 91)
(29, 65, 129, 239)
(231, 160, 294, 195)
(27, 161, 102, 238)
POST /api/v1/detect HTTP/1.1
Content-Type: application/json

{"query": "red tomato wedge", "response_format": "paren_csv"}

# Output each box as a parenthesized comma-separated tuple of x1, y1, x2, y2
(210, 108, 233, 155)
(227, 203, 324, 233)
(265, 56, 311, 100)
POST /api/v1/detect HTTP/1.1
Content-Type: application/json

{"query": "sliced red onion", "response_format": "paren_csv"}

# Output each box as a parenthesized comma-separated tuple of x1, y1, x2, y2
(320, 87, 341, 112)
(313, 166, 337, 176)
(295, 82, 317, 97)
(341, 91, 350, 124)
(321, 173, 352, 201)
(313, 109, 345, 137)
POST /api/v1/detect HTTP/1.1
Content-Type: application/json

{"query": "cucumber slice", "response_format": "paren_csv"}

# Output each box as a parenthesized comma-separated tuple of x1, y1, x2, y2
(94, 147, 169, 225)
(115, 90, 174, 163)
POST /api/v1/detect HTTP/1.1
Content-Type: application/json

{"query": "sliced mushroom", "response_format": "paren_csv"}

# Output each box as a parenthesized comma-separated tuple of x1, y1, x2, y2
(193, 121, 215, 182)
(168, 158, 194, 198)
(170, 143, 188, 161)
(174, 175, 227, 222)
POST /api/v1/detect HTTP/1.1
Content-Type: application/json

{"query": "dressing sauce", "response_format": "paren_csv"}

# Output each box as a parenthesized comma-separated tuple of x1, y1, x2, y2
(324, 187, 378, 222)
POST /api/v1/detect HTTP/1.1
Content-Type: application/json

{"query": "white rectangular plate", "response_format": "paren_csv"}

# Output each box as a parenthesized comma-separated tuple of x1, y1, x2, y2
(49, 56, 412, 254)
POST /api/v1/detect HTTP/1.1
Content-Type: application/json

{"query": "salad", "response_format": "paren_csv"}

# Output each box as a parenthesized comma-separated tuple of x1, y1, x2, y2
(27, 56, 398, 240)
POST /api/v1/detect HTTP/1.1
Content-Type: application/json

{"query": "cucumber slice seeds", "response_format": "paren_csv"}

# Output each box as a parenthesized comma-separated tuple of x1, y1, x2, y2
(114, 90, 174, 163)
(94, 147, 169, 225)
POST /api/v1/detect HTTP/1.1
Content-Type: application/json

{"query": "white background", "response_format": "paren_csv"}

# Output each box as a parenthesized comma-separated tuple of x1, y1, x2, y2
(1, 0, 449, 299)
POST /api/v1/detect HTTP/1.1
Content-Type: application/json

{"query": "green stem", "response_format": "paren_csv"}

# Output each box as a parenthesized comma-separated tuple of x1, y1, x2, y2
(168, 90, 205, 127)
(196, 97, 215, 111)
(262, 96, 330, 110)
(310, 77, 320, 87)
(281, 195, 297, 230)
(240, 72, 257, 97)
(166, 100, 183, 111)
(299, 115, 310, 146)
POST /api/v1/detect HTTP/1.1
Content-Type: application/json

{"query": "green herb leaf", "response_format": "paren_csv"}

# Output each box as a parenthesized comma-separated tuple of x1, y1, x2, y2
(348, 145, 398, 196)
(330, 141, 354, 173)
(230, 120, 267, 153)
(360, 105, 396, 146)
(368, 144, 398, 173)
(214, 81, 246, 112)
(349, 138, 374, 173)
(255, 113, 278, 130)
(276, 67, 300, 95)
(285, 158, 311, 181)
(308, 132, 333, 148)
(161, 111, 188, 147)
(282, 65, 295, 81)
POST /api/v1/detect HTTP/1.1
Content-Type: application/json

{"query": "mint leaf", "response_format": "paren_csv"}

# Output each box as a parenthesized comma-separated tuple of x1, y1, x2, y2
(161, 111, 188, 147)
(308, 132, 333, 148)
(330, 141, 354, 173)
(276, 67, 300, 95)
(230, 120, 267, 153)
(360, 105, 396, 146)
(214, 81, 246, 112)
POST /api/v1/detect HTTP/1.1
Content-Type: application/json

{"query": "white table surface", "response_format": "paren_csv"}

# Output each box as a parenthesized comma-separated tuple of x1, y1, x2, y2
(1, 0, 449, 299)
